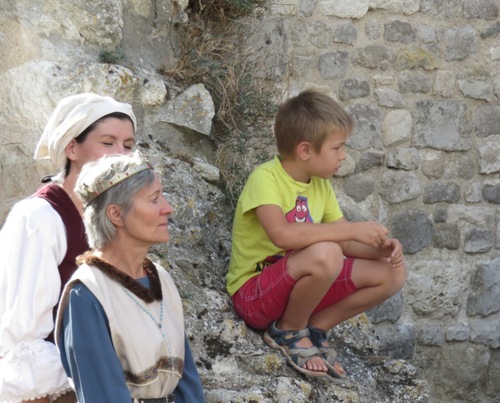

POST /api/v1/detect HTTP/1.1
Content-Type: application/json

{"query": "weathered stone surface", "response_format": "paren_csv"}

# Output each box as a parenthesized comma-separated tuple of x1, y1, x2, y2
(290, 55, 316, 77)
(482, 182, 500, 203)
(319, 0, 369, 18)
(390, 210, 433, 253)
(473, 105, 500, 137)
(464, 0, 498, 20)
(486, 350, 500, 398)
(270, 0, 298, 15)
(434, 70, 455, 97)
(443, 155, 475, 180)
(423, 181, 460, 204)
(299, 0, 317, 16)
(464, 228, 495, 254)
(420, 0, 462, 17)
(395, 47, 438, 70)
(413, 101, 471, 151)
(381, 109, 412, 146)
(433, 207, 447, 223)
(367, 292, 404, 324)
(346, 103, 383, 151)
(192, 158, 220, 183)
(343, 174, 375, 201)
(447, 205, 496, 228)
(387, 147, 420, 170)
(405, 259, 468, 317)
(444, 26, 477, 61)
(466, 258, 500, 317)
(416, 343, 490, 401)
(416, 23, 437, 43)
(334, 152, 356, 176)
(352, 45, 395, 70)
(398, 71, 431, 93)
(333, 21, 357, 45)
(470, 316, 500, 348)
(374, 322, 417, 360)
(418, 322, 445, 346)
(290, 20, 333, 48)
(384, 20, 415, 43)
(157, 84, 215, 136)
(356, 149, 386, 172)
(318, 51, 349, 79)
(445, 321, 470, 342)
(369, 0, 420, 15)
(339, 78, 370, 100)
(379, 171, 420, 204)
(365, 20, 381, 39)
(457, 69, 494, 101)
(374, 88, 405, 108)
(478, 137, 500, 174)
(433, 223, 460, 250)
(420, 154, 446, 179)
(464, 182, 483, 203)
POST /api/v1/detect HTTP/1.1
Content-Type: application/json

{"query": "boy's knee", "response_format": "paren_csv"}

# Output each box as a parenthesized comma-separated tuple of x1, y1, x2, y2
(308, 241, 344, 276)
(385, 260, 406, 295)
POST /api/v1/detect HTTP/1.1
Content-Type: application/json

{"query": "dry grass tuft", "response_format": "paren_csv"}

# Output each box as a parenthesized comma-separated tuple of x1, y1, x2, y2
(160, 0, 284, 208)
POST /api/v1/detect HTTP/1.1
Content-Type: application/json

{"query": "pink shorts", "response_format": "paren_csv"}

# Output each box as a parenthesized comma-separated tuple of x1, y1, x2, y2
(231, 255, 357, 330)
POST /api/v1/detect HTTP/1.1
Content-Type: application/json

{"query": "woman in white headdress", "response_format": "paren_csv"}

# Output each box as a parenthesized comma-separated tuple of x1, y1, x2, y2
(0, 94, 204, 403)
(0, 93, 136, 403)
(55, 152, 205, 403)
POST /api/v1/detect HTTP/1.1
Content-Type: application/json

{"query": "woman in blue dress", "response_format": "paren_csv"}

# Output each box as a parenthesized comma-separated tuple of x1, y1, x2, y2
(55, 152, 205, 403)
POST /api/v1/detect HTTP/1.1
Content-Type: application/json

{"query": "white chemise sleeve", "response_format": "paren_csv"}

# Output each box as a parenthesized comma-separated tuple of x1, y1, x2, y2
(0, 197, 72, 402)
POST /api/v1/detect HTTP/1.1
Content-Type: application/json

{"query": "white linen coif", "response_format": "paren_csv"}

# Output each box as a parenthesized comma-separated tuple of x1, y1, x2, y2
(34, 93, 137, 171)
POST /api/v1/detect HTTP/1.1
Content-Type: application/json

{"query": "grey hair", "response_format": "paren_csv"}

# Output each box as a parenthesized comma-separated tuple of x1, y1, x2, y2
(75, 153, 155, 249)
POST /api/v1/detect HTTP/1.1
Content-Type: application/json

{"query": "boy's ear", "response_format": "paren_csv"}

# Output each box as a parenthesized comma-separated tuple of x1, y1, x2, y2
(107, 205, 124, 227)
(296, 141, 312, 161)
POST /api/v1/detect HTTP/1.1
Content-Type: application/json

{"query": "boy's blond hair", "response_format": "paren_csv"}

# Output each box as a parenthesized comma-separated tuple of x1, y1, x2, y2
(274, 89, 353, 157)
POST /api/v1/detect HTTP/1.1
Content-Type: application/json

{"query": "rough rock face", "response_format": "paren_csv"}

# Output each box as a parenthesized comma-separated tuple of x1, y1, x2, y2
(1, 0, 500, 402)
(145, 147, 429, 402)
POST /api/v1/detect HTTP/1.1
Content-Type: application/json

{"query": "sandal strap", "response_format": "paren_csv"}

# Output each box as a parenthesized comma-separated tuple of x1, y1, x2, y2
(308, 326, 338, 364)
(308, 326, 328, 344)
(268, 322, 311, 347)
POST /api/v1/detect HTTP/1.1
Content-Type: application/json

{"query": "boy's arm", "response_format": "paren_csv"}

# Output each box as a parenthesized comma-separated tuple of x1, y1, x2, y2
(255, 205, 388, 250)
(256, 206, 404, 268)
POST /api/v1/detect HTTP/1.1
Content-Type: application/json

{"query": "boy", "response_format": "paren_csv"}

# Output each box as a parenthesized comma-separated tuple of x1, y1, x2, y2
(226, 89, 406, 378)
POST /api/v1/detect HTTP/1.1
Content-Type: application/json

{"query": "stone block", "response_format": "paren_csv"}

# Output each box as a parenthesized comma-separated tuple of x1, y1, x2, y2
(390, 210, 433, 253)
(423, 181, 461, 204)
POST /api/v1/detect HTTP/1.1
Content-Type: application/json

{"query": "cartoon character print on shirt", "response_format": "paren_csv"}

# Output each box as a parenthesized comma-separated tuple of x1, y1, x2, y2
(285, 195, 314, 223)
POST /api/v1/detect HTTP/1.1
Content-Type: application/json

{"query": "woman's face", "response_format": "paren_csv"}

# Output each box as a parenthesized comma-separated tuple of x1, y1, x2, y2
(66, 117, 135, 173)
(121, 175, 173, 246)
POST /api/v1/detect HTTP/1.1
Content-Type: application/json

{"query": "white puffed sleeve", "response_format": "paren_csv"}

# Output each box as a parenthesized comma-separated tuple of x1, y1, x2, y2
(0, 197, 72, 402)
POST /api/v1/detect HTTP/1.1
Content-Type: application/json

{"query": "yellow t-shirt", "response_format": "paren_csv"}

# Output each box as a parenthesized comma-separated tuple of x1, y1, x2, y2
(226, 156, 343, 296)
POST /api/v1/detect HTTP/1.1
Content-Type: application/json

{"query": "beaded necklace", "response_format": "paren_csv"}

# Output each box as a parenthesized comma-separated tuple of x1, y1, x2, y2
(121, 287, 168, 342)
(78, 252, 172, 354)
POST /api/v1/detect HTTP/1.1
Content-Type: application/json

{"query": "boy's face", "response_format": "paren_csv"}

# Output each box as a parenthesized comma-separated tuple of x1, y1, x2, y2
(308, 131, 348, 179)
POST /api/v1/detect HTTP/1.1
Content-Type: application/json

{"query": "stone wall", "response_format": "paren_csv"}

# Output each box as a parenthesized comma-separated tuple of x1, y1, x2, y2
(0, 0, 499, 402)
(258, 1, 500, 401)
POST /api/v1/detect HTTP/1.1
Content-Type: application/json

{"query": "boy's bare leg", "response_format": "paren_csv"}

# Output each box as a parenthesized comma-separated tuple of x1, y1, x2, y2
(309, 257, 406, 330)
(275, 242, 345, 373)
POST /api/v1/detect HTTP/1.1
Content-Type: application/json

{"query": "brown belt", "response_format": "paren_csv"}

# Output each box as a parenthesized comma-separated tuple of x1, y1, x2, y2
(132, 395, 175, 403)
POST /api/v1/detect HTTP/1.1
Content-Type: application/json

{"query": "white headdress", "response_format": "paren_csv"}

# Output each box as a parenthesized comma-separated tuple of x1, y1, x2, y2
(34, 93, 137, 171)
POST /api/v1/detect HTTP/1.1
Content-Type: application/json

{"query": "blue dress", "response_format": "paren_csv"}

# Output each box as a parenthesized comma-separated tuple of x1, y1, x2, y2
(59, 278, 205, 403)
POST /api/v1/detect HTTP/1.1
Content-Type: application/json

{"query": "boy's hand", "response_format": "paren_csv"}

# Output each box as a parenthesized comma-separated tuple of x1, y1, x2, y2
(378, 238, 405, 268)
(352, 221, 389, 248)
